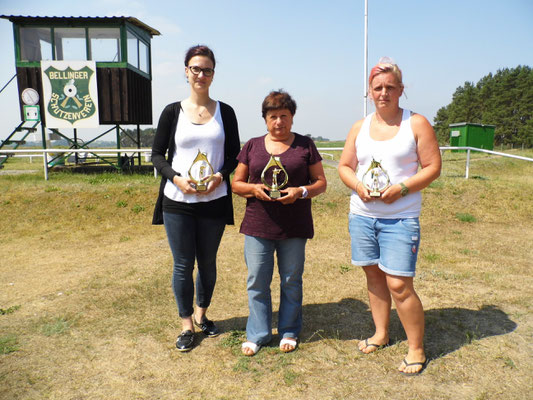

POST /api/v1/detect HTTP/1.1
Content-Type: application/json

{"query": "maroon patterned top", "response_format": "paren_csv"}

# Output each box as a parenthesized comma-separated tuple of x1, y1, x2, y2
(237, 133, 322, 240)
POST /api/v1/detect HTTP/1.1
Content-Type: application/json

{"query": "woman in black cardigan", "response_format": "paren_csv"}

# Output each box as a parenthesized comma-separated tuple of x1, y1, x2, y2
(151, 45, 240, 352)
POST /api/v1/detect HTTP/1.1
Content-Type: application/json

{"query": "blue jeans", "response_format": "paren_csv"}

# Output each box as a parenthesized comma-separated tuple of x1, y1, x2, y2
(163, 212, 226, 318)
(244, 235, 307, 345)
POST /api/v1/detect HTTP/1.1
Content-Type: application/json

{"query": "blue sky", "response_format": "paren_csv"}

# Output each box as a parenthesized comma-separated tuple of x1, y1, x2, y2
(0, 0, 532, 142)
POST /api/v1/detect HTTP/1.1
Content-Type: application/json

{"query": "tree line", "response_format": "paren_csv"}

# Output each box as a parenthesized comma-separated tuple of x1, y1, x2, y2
(433, 65, 533, 147)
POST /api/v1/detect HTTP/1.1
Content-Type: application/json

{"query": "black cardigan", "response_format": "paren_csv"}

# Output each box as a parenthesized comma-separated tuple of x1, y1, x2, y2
(151, 101, 240, 225)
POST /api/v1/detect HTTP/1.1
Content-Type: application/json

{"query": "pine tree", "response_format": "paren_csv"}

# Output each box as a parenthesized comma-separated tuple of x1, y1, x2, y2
(434, 66, 532, 147)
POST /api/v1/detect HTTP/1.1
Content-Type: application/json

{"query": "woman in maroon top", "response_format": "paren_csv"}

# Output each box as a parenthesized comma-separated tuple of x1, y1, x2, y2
(232, 90, 327, 356)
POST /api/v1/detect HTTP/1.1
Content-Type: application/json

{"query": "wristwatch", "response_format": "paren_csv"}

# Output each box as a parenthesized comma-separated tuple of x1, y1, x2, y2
(399, 182, 409, 197)
(299, 186, 308, 199)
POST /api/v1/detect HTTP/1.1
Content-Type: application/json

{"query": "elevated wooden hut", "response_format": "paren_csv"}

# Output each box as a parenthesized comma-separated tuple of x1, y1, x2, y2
(1, 15, 160, 125)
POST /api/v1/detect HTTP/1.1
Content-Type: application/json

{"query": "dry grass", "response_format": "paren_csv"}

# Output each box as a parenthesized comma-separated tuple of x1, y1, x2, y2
(1, 150, 532, 399)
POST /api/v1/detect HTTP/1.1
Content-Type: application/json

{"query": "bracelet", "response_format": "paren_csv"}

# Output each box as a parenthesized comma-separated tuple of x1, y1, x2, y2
(355, 181, 361, 192)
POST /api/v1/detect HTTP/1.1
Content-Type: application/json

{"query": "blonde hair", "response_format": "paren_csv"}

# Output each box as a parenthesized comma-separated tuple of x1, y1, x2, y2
(368, 62, 403, 88)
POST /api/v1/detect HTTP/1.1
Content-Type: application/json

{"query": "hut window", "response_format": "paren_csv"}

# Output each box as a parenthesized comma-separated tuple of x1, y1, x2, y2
(19, 27, 52, 61)
(127, 30, 150, 74)
(89, 28, 121, 62)
(54, 28, 87, 60)
(127, 31, 138, 69)
(139, 40, 149, 73)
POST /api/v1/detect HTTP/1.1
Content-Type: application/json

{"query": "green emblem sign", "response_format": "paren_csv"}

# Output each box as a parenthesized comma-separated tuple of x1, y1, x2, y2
(41, 61, 99, 128)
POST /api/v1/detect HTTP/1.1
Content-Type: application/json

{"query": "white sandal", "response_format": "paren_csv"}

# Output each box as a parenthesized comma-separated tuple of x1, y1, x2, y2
(279, 338, 298, 353)
(241, 341, 261, 356)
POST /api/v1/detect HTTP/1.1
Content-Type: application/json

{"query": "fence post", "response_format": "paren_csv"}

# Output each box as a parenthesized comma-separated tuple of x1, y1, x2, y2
(465, 148, 471, 179)
(43, 150, 49, 181)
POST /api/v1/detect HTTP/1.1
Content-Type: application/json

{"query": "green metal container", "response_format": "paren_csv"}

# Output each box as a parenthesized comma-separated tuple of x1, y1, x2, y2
(449, 122, 495, 151)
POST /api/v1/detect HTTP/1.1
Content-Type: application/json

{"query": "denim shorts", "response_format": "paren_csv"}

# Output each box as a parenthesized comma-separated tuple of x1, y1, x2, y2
(348, 213, 420, 277)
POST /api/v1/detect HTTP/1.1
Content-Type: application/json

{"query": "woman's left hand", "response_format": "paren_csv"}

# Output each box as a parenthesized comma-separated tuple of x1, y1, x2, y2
(380, 184, 403, 204)
(276, 187, 304, 204)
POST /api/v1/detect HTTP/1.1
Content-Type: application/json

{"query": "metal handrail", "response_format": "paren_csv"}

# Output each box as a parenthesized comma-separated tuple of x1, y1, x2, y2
(0, 148, 153, 180)
(439, 146, 533, 179)
(0, 73, 17, 95)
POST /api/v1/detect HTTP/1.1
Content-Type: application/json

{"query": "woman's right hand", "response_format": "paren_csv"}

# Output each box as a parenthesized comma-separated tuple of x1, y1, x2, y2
(251, 183, 274, 201)
(355, 181, 372, 203)
(232, 163, 273, 200)
(172, 175, 198, 194)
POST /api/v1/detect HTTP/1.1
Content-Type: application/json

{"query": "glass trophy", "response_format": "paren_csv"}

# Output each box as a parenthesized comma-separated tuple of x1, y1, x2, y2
(188, 150, 215, 192)
(361, 158, 391, 197)
(261, 154, 289, 199)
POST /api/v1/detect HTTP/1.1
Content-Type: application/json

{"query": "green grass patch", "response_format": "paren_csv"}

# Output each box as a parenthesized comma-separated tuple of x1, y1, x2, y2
(423, 252, 441, 263)
(40, 317, 72, 336)
(131, 204, 145, 213)
(283, 369, 300, 386)
(219, 330, 246, 349)
(0, 334, 20, 354)
(456, 212, 477, 222)
(339, 264, 353, 274)
(0, 305, 21, 315)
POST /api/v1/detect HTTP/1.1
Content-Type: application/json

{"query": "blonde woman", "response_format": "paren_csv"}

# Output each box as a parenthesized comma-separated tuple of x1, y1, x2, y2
(338, 59, 441, 375)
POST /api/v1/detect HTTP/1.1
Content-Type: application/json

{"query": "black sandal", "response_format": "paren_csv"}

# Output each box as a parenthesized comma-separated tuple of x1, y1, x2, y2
(399, 358, 428, 376)
(359, 338, 391, 354)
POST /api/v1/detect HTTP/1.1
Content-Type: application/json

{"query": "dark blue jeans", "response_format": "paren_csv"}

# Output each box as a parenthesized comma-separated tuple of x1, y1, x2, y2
(163, 212, 226, 318)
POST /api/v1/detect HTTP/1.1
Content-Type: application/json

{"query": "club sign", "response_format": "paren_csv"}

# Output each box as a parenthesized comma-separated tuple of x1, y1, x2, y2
(41, 61, 99, 128)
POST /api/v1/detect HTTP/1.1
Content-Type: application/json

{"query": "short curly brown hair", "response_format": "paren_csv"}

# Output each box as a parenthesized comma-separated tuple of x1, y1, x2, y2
(261, 90, 297, 119)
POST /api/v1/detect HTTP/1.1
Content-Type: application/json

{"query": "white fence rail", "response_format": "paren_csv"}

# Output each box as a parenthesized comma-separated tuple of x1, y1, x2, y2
(439, 146, 533, 179)
(0, 148, 154, 180)
(1, 146, 532, 180)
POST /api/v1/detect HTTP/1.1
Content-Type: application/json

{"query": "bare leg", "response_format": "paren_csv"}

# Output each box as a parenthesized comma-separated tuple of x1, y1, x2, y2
(386, 275, 426, 374)
(194, 306, 207, 325)
(359, 265, 391, 353)
(182, 316, 194, 332)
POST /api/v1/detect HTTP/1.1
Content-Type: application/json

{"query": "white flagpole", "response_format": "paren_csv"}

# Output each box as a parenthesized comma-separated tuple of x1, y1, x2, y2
(364, 0, 368, 117)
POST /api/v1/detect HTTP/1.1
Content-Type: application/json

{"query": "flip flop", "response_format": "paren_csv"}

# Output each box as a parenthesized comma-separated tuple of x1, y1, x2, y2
(279, 338, 298, 353)
(241, 341, 261, 356)
(399, 358, 428, 376)
(359, 338, 390, 354)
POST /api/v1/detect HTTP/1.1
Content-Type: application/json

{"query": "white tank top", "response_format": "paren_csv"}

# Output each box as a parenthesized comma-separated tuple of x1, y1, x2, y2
(350, 109, 421, 218)
(164, 101, 228, 203)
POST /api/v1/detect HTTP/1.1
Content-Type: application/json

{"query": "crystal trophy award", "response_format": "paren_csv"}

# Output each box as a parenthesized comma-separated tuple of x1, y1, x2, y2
(361, 158, 391, 197)
(261, 154, 289, 199)
(188, 150, 215, 192)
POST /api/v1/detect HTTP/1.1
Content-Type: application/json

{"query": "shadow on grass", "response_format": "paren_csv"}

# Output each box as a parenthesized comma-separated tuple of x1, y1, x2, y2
(423, 304, 517, 360)
(217, 299, 516, 361)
